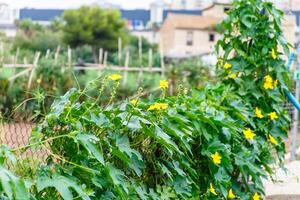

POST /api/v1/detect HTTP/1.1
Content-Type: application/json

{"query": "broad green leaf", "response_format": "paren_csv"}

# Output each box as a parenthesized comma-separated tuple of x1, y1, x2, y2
(76, 133, 105, 165)
(37, 174, 90, 200)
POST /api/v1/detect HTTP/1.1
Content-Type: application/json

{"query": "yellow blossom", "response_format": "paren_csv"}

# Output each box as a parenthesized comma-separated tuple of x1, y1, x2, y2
(268, 112, 278, 120)
(148, 103, 168, 111)
(268, 134, 278, 146)
(211, 152, 222, 165)
(243, 128, 256, 141)
(209, 183, 217, 195)
(159, 80, 169, 89)
(228, 189, 236, 199)
(223, 62, 232, 69)
(253, 192, 261, 200)
(264, 81, 274, 90)
(228, 72, 238, 79)
(263, 75, 275, 90)
(271, 48, 277, 60)
(255, 107, 264, 119)
(130, 99, 138, 106)
(108, 74, 122, 81)
(264, 75, 273, 83)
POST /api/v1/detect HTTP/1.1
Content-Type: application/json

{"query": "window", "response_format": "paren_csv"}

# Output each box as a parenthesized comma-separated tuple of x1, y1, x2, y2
(186, 31, 194, 46)
(209, 33, 215, 42)
(224, 7, 230, 12)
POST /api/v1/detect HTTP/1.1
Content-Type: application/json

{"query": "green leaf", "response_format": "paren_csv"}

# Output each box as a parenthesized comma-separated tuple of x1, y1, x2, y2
(0, 166, 30, 200)
(37, 174, 90, 200)
(76, 133, 105, 165)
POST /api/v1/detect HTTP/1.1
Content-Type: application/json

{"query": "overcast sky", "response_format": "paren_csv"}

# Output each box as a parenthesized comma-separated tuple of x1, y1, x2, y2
(1, 0, 162, 9)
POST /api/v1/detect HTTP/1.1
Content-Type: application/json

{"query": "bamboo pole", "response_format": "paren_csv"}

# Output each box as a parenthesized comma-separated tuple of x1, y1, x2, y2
(159, 40, 165, 77)
(27, 52, 41, 90)
(68, 46, 72, 69)
(0, 42, 3, 64)
(54, 45, 60, 65)
(99, 48, 103, 65)
(148, 48, 153, 71)
(9, 68, 32, 82)
(103, 51, 108, 68)
(9, 48, 20, 86)
(45, 49, 50, 59)
(123, 51, 130, 86)
(138, 35, 142, 66)
(118, 37, 122, 65)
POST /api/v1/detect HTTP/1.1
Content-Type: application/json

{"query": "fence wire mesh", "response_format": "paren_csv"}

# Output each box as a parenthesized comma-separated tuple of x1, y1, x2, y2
(0, 122, 48, 169)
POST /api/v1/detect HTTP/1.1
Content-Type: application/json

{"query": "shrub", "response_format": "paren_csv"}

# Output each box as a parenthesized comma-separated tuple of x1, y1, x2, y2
(0, 0, 292, 199)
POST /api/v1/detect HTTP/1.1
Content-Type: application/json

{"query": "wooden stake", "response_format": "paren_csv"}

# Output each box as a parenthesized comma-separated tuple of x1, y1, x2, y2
(148, 48, 153, 71)
(103, 51, 108, 68)
(68, 46, 72, 68)
(54, 45, 60, 65)
(118, 37, 122, 65)
(99, 48, 103, 65)
(138, 35, 142, 66)
(123, 51, 130, 86)
(10, 48, 20, 86)
(45, 49, 50, 59)
(159, 40, 165, 77)
(27, 52, 41, 90)
(0, 42, 3, 64)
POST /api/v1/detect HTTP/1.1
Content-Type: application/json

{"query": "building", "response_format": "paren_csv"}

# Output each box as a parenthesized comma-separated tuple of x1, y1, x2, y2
(20, 9, 64, 26)
(160, 13, 221, 58)
(0, 3, 19, 37)
(159, 1, 297, 59)
(170, 0, 205, 10)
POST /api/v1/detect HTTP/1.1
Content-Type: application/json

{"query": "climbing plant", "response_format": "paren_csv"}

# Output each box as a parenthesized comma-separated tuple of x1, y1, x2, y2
(0, 0, 292, 199)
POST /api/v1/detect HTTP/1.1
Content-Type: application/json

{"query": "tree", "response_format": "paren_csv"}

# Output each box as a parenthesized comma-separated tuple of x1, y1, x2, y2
(62, 6, 128, 63)
(16, 19, 45, 38)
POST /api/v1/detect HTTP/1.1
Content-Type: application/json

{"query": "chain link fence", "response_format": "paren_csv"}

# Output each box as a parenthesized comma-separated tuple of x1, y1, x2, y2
(0, 122, 48, 169)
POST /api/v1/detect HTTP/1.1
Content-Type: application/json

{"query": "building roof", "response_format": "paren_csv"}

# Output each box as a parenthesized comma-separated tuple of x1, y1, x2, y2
(19, 8, 150, 26)
(20, 9, 64, 21)
(167, 13, 221, 29)
(163, 9, 202, 20)
(120, 9, 150, 25)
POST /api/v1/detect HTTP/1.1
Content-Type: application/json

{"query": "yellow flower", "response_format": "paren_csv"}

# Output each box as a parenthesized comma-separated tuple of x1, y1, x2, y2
(263, 75, 275, 90)
(228, 72, 238, 79)
(271, 48, 277, 60)
(130, 99, 138, 106)
(211, 152, 222, 165)
(268, 112, 278, 120)
(148, 103, 168, 111)
(209, 183, 217, 195)
(264, 75, 273, 83)
(264, 81, 274, 90)
(159, 80, 169, 89)
(253, 192, 261, 200)
(243, 128, 256, 141)
(108, 74, 122, 81)
(255, 107, 264, 119)
(228, 189, 236, 199)
(268, 134, 278, 146)
(223, 62, 232, 69)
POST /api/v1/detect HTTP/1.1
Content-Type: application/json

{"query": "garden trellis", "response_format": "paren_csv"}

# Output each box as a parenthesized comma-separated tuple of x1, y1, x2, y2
(2, 40, 166, 87)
